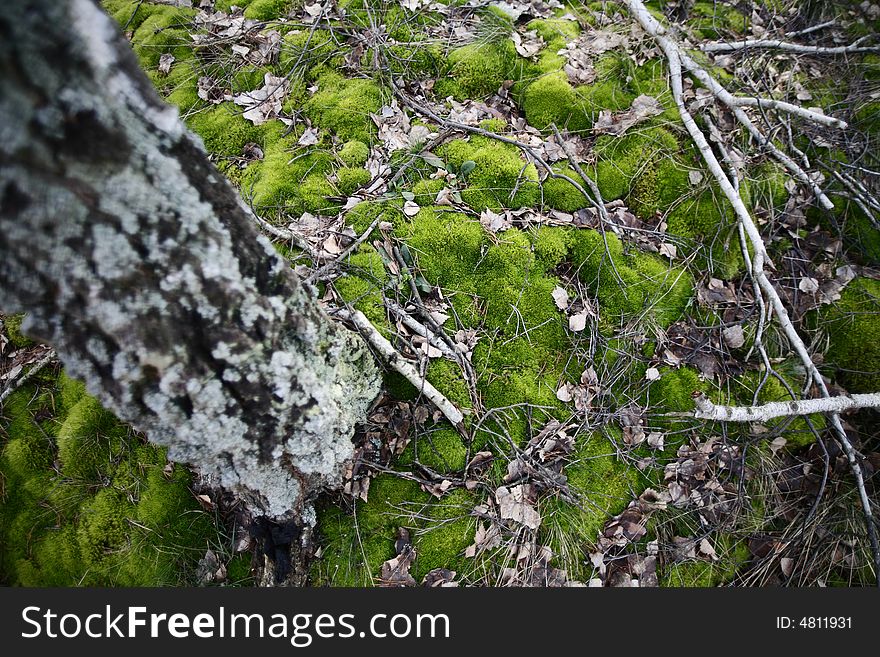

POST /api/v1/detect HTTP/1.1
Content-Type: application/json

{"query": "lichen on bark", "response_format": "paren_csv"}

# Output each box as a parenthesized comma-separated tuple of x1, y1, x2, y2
(0, 0, 381, 519)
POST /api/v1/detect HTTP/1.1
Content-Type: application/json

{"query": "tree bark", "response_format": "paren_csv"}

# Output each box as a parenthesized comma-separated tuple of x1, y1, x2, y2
(0, 0, 381, 520)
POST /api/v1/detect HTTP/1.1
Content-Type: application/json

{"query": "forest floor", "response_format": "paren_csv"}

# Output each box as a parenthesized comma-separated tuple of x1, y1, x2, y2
(2, 0, 880, 587)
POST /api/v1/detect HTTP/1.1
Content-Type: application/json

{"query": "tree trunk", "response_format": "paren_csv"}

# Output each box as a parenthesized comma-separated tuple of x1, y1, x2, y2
(0, 0, 381, 521)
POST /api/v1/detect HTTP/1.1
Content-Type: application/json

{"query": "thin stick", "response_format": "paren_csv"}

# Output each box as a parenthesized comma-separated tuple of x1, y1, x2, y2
(0, 350, 55, 405)
(703, 38, 879, 55)
(334, 307, 466, 430)
(693, 391, 880, 422)
(732, 96, 847, 129)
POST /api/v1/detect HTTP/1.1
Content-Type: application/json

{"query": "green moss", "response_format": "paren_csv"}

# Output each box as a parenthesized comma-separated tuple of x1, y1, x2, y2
(3, 314, 34, 349)
(414, 428, 468, 473)
(245, 133, 338, 214)
(402, 207, 484, 292)
(592, 127, 681, 202)
(1, 372, 216, 586)
(335, 167, 371, 195)
(522, 72, 589, 132)
(312, 474, 432, 586)
(660, 534, 749, 586)
(435, 40, 516, 100)
(186, 104, 266, 157)
(304, 72, 383, 142)
(413, 488, 476, 579)
(130, 8, 196, 70)
(820, 277, 880, 393)
(411, 178, 445, 205)
(338, 140, 370, 166)
(688, 1, 748, 40)
(648, 367, 705, 414)
(568, 229, 693, 328)
(543, 167, 588, 212)
(439, 136, 539, 210)
(242, 0, 293, 21)
(533, 226, 569, 269)
(333, 248, 390, 335)
(542, 430, 637, 578)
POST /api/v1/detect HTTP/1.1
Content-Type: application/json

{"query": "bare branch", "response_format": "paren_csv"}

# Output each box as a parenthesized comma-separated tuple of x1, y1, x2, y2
(334, 307, 466, 430)
(703, 38, 880, 55)
(693, 391, 880, 422)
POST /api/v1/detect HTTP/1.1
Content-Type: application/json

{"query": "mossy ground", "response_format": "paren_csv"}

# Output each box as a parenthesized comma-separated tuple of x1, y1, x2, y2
(0, 369, 234, 586)
(53, 0, 877, 586)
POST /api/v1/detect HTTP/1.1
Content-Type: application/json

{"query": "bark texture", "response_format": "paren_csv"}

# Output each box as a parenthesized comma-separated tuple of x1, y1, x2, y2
(0, 0, 381, 518)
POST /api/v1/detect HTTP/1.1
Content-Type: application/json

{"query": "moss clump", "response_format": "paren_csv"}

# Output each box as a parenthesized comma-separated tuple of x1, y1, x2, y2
(533, 226, 569, 269)
(0, 373, 216, 586)
(244, 129, 339, 214)
(542, 431, 637, 578)
(279, 29, 344, 82)
(522, 72, 590, 132)
(333, 247, 391, 335)
(129, 7, 197, 70)
(660, 534, 750, 586)
(820, 277, 880, 393)
(435, 40, 517, 100)
(568, 229, 693, 328)
(3, 314, 34, 349)
(648, 367, 705, 414)
(542, 167, 588, 212)
(311, 475, 431, 586)
(412, 427, 468, 474)
(440, 136, 539, 210)
(243, 0, 293, 21)
(592, 127, 681, 202)
(304, 72, 383, 142)
(688, 1, 748, 40)
(186, 104, 267, 157)
(338, 140, 370, 167)
(413, 488, 476, 580)
(335, 167, 372, 195)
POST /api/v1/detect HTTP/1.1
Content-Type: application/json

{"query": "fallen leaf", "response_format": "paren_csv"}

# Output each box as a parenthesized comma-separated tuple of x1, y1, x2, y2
(233, 72, 289, 126)
(551, 285, 570, 310)
(496, 484, 541, 529)
(659, 242, 677, 259)
(722, 324, 745, 349)
(297, 126, 320, 146)
(645, 367, 661, 381)
(798, 277, 820, 294)
(592, 95, 663, 136)
(158, 53, 175, 76)
(403, 200, 421, 217)
(568, 311, 588, 332)
(480, 208, 511, 232)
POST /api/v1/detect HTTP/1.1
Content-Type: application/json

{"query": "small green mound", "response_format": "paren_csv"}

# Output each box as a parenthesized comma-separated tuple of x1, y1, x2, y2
(568, 229, 694, 329)
(0, 373, 216, 586)
(338, 140, 370, 167)
(440, 136, 539, 210)
(820, 277, 880, 393)
(435, 40, 517, 100)
(304, 72, 384, 143)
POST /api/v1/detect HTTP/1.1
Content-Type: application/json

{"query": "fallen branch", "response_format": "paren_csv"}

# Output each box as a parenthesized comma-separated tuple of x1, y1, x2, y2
(0, 349, 55, 405)
(703, 37, 880, 55)
(732, 96, 847, 129)
(334, 306, 466, 431)
(622, 0, 880, 585)
(693, 392, 880, 422)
